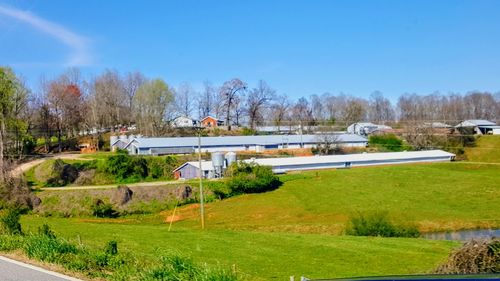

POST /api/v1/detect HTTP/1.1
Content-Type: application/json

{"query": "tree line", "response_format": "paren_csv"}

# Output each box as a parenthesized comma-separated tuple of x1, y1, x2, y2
(0, 66, 499, 159)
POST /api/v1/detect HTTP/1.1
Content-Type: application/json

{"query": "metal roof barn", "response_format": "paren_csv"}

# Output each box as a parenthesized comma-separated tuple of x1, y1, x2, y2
(124, 134, 368, 155)
(173, 150, 455, 179)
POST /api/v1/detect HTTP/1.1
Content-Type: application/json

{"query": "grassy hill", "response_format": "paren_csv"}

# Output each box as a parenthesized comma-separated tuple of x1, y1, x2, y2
(16, 141, 500, 280)
(464, 135, 500, 163)
(19, 161, 499, 280)
(173, 163, 500, 233)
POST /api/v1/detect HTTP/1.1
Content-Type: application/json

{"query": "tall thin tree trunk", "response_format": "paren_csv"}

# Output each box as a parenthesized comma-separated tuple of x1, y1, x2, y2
(0, 119, 5, 181)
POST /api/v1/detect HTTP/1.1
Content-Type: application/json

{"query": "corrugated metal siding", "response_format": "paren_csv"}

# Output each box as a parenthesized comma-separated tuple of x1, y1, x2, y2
(269, 156, 452, 172)
(177, 164, 200, 179)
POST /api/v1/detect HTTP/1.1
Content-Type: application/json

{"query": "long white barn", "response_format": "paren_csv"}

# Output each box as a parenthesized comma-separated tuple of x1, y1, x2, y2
(173, 150, 455, 179)
(123, 134, 368, 155)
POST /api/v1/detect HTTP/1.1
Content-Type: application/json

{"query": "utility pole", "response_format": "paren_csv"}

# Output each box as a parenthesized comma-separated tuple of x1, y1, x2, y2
(197, 129, 205, 229)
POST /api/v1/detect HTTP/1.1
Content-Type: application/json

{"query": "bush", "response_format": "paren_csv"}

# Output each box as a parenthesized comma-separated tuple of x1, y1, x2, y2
(91, 199, 119, 218)
(146, 156, 178, 179)
(0, 208, 22, 235)
(225, 162, 282, 194)
(104, 154, 148, 181)
(369, 134, 408, 152)
(45, 159, 79, 187)
(104, 240, 118, 255)
(72, 160, 98, 171)
(346, 212, 420, 238)
(38, 224, 56, 239)
(436, 238, 500, 274)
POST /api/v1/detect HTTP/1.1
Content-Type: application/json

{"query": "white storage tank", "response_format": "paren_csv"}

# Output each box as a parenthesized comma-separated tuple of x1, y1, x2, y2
(211, 152, 225, 177)
(225, 152, 237, 167)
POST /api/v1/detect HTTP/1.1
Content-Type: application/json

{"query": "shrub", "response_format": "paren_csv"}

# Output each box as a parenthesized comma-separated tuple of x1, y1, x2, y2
(44, 159, 79, 187)
(0, 208, 22, 235)
(436, 238, 500, 274)
(104, 154, 148, 181)
(72, 160, 98, 171)
(369, 134, 408, 152)
(91, 199, 119, 218)
(105, 240, 118, 255)
(146, 156, 178, 179)
(225, 162, 282, 194)
(38, 224, 56, 239)
(346, 212, 420, 238)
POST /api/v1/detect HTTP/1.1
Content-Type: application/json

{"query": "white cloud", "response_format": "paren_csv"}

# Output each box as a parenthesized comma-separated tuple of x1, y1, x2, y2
(0, 4, 92, 66)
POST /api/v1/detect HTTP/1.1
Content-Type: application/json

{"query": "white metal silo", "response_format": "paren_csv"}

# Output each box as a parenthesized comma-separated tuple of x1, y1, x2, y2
(225, 152, 237, 168)
(211, 152, 225, 178)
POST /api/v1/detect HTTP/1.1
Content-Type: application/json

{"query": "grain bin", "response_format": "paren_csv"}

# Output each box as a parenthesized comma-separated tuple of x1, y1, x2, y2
(211, 152, 225, 178)
(225, 152, 237, 167)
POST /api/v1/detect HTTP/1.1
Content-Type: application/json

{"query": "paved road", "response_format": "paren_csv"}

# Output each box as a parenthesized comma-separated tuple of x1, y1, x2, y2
(0, 256, 81, 281)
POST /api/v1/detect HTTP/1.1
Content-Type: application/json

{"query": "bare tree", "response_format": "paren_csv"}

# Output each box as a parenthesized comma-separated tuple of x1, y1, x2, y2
(219, 78, 247, 130)
(270, 94, 290, 131)
(89, 70, 127, 130)
(247, 80, 275, 129)
(341, 96, 367, 125)
(123, 71, 145, 125)
(293, 97, 315, 133)
(197, 81, 215, 118)
(315, 132, 340, 155)
(133, 78, 174, 136)
(368, 91, 394, 123)
(175, 82, 195, 117)
(310, 94, 325, 123)
(46, 75, 85, 152)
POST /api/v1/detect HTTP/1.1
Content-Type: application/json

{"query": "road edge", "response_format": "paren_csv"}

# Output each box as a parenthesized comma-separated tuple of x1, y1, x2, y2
(0, 255, 82, 281)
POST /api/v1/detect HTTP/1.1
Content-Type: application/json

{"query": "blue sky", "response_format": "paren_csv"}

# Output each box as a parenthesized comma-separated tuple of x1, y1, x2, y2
(1, 0, 500, 100)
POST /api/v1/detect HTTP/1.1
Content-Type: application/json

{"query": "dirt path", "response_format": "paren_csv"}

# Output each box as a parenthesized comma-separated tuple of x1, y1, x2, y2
(39, 179, 191, 191)
(9, 153, 91, 178)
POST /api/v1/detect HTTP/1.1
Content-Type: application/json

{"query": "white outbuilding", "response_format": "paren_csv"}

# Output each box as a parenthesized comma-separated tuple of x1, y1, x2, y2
(173, 150, 455, 179)
(347, 122, 392, 136)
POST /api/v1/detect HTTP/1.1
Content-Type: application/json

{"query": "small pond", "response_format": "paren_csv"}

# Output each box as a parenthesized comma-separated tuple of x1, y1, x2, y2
(423, 229, 500, 241)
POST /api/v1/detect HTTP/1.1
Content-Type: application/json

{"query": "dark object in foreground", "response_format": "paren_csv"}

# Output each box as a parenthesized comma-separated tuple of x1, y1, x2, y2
(301, 273, 500, 280)
(436, 238, 500, 274)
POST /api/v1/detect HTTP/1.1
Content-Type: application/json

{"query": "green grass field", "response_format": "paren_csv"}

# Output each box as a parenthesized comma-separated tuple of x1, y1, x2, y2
(20, 216, 458, 280)
(19, 161, 499, 280)
(173, 163, 500, 233)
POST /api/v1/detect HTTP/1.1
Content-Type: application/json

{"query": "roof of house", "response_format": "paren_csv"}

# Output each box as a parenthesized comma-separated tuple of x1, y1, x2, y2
(422, 122, 452, 128)
(455, 119, 496, 127)
(173, 116, 195, 121)
(125, 134, 368, 149)
(173, 161, 215, 172)
(200, 116, 219, 122)
(173, 150, 455, 172)
(110, 138, 129, 146)
(348, 122, 392, 129)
